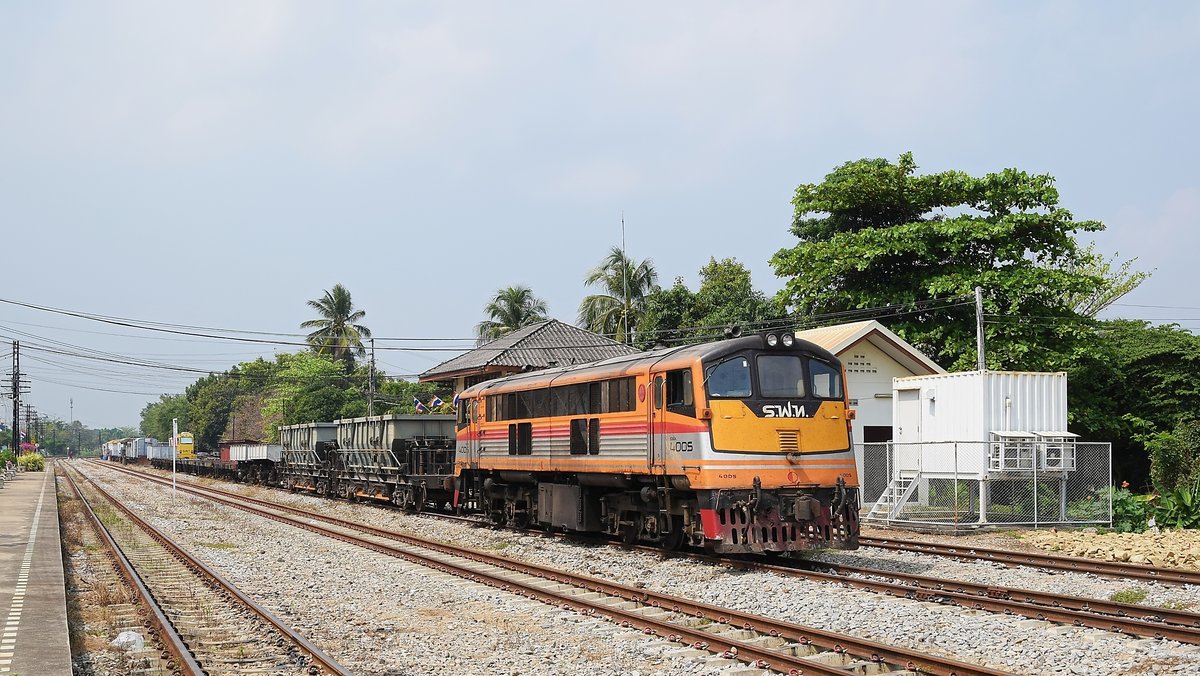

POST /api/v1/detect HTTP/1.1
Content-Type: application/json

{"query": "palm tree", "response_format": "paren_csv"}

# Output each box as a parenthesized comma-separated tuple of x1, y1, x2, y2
(476, 285, 549, 344)
(301, 284, 372, 371)
(577, 247, 659, 343)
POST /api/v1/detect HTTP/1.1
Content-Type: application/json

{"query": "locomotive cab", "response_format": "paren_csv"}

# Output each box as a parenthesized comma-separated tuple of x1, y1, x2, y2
(686, 332, 860, 553)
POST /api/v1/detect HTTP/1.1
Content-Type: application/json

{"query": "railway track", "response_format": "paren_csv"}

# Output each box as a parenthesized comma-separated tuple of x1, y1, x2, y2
(58, 467, 179, 674)
(858, 536, 1200, 587)
(86, 460, 1008, 675)
(63, 464, 349, 675)
(390, 492, 1200, 643)
(94, 462, 1200, 646)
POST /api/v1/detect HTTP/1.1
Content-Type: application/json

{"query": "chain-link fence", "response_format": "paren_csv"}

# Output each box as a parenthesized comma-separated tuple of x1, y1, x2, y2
(859, 440, 1112, 530)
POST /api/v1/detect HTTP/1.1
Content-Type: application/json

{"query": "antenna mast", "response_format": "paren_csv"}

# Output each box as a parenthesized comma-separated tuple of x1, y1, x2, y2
(621, 213, 630, 343)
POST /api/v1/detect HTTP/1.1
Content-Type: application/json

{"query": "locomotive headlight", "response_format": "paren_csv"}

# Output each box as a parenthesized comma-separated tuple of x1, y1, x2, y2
(766, 333, 779, 347)
(781, 333, 795, 347)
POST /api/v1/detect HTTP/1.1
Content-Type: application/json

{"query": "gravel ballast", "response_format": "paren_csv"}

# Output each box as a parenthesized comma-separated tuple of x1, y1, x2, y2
(83, 464, 1200, 675)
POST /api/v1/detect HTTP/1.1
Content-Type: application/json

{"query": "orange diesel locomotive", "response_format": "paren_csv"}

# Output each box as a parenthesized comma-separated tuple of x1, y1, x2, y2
(453, 331, 859, 554)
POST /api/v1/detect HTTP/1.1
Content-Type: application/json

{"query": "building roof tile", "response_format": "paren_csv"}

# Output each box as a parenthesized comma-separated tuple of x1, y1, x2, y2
(419, 320, 637, 380)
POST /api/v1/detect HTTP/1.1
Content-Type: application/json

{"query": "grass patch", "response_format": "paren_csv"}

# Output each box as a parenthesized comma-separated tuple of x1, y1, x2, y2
(1160, 599, 1193, 611)
(487, 541, 513, 550)
(198, 541, 238, 550)
(1110, 588, 1148, 604)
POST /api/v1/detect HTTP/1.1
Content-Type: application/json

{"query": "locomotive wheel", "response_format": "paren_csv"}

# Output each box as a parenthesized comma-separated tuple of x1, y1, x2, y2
(620, 522, 639, 546)
(488, 507, 506, 526)
(662, 516, 686, 551)
(503, 500, 529, 529)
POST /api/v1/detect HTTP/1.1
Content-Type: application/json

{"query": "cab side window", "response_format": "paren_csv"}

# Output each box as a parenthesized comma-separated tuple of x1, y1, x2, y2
(664, 369, 695, 417)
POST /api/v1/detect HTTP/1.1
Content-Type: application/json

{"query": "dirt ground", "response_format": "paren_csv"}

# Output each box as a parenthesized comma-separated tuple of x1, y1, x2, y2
(863, 525, 1200, 571)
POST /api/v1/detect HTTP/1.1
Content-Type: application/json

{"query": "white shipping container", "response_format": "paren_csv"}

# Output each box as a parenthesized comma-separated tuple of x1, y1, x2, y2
(892, 370, 1067, 444)
(229, 443, 283, 462)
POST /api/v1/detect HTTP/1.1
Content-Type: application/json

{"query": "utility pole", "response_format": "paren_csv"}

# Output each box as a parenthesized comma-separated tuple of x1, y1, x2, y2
(7, 342, 29, 455)
(368, 338, 376, 417)
(24, 404, 33, 454)
(975, 286, 986, 371)
(621, 213, 630, 344)
(171, 417, 178, 499)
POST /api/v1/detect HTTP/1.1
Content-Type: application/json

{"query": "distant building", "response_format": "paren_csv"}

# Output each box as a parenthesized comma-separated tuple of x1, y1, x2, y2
(419, 319, 638, 394)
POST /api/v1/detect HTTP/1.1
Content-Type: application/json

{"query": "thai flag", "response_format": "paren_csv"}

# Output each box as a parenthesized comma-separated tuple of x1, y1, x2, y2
(413, 396, 428, 413)
(430, 395, 445, 409)
(451, 392, 460, 409)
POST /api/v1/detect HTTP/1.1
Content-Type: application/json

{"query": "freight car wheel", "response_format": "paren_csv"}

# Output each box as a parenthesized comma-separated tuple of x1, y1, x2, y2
(412, 484, 426, 513)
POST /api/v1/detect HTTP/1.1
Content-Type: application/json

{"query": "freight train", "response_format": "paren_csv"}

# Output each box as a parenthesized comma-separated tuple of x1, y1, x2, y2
(139, 330, 861, 554)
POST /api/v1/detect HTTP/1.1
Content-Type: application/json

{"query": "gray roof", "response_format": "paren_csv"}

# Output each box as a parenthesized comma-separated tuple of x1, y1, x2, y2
(419, 320, 638, 380)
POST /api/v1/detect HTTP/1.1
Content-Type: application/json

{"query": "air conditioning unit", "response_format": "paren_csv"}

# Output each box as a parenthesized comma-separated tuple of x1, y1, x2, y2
(989, 431, 1037, 471)
(1035, 432, 1078, 472)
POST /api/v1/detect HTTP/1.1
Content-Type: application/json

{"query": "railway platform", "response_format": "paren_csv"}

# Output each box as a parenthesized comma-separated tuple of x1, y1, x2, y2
(0, 465, 71, 675)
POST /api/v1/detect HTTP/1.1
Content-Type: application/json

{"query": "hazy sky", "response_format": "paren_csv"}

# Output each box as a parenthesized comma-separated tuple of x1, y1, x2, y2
(2, 2, 1197, 428)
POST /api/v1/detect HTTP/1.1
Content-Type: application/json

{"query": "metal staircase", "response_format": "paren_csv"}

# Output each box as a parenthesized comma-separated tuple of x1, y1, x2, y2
(864, 473, 920, 523)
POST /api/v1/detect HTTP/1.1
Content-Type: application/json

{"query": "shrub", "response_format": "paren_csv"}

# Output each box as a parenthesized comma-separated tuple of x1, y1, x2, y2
(1147, 419, 1200, 493)
(1154, 481, 1200, 530)
(16, 453, 44, 472)
(1109, 486, 1151, 533)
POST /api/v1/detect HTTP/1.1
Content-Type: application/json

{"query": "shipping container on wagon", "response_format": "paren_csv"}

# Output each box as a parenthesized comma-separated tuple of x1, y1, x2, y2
(229, 443, 283, 463)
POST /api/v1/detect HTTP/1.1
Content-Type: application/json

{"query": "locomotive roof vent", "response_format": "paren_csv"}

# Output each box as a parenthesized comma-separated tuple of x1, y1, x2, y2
(723, 325, 743, 339)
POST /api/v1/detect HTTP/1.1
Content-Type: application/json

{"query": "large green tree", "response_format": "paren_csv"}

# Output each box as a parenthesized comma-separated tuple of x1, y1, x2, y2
(771, 153, 1106, 371)
(475, 285, 548, 344)
(302, 284, 372, 371)
(578, 247, 659, 344)
(1068, 319, 1200, 488)
(637, 257, 782, 347)
(140, 393, 190, 441)
(1057, 243, 1150, 318)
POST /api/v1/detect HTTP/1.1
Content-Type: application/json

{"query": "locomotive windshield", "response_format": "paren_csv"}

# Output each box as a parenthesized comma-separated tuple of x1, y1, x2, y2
(705, 352, 844, 401)
(757, 355, 805, 397)
(705, 356, 751, 397)
(809, 359, 844, 399)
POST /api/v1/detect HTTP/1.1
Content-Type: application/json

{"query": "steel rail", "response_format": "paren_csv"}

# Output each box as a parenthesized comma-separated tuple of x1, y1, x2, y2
(90, 461, 1006, 676)
(860, 536, 1200, 587)
(94, 461, 1200, 644)
(374, 499, 1200, 641)
(66, 464, 350, 676)
(61, 466, 205, 675)
(795, 559, 1200, 634)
